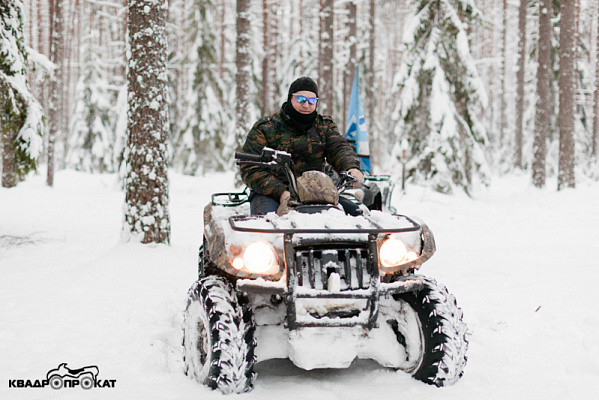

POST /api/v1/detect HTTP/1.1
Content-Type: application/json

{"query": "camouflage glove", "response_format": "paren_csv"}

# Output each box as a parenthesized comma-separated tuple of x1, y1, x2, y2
(277, 196, 301, 216)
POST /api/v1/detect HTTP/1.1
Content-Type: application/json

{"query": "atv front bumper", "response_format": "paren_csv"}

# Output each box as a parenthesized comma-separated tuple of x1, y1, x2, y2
(237, 273, 423, 330)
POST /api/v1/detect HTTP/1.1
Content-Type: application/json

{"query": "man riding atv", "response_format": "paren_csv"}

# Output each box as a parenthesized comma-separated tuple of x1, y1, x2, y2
(181, 77, 469, 395)
(240, 77, 365, 216)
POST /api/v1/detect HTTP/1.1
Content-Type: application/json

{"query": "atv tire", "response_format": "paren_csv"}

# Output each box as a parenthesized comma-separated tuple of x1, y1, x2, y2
(182, 275, 256, 394)
(384, 276, 468, 387)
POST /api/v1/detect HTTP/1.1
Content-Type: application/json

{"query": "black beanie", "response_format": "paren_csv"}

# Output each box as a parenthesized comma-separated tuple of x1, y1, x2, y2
(288, 77, 318, 99)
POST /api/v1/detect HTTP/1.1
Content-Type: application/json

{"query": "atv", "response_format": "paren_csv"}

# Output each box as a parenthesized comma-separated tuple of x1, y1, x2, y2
(182, 147, 468, 394)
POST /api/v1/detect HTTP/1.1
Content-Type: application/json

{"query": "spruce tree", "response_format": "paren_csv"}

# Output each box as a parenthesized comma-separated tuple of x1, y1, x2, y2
(1, 0, 44, 188)
(67, 18, 115, 173)
(174, 0, 233, 174)
(393, 0, 489, 194)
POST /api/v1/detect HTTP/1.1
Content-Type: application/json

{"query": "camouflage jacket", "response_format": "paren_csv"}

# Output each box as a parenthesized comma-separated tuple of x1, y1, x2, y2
(240, 103, 360, 201)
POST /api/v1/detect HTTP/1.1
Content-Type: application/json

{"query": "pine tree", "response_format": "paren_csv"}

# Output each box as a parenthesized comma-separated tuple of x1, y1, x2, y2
(342, 0, 357, 134)
(532, 0, 552, 187)
(47, 0, 65, 187)
(123, 0, 171, 244)
(557, 0, 576, 190)
(393, 0, 489, 194)
(594, 3, 599, 158)
(514, 0, 527, 169)
(319, 0, 334, 115)
(1, 0, 44, 188)
(235, 0, 252, 152)
(366, 0, 376, 172)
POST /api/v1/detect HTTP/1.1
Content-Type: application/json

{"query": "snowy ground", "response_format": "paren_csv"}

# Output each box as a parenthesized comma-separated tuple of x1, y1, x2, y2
(1, 169, 598, 399)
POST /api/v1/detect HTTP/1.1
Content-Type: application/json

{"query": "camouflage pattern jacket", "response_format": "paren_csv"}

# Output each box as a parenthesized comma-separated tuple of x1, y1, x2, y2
(240, 103, 360, 201)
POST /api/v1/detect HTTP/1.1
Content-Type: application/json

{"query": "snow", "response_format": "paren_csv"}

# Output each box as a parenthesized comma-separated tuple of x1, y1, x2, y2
(1, 169, 599, 399)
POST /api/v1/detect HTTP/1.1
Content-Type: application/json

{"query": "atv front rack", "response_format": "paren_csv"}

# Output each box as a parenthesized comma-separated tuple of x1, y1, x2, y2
(228, 213, 421, 235)
(230, 214, 426, 330)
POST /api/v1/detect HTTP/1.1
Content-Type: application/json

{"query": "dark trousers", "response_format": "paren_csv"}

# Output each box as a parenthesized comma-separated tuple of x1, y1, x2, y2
(249, 191, 361, 216)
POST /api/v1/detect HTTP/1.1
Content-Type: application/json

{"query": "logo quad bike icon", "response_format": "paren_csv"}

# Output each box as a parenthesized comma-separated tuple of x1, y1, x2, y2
(46, 363, 99, 390)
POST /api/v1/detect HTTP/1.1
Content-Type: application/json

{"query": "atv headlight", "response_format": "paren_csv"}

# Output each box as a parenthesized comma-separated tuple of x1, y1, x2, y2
(243, 241, 278, 274)
(379, 237, 409, 268)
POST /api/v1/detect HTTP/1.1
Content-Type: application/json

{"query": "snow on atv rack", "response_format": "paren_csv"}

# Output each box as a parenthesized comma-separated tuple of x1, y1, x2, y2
(228, 212, 419, 235)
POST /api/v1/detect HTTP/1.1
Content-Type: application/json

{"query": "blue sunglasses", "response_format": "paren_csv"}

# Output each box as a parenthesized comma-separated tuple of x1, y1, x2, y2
(293, 94, 318, 105)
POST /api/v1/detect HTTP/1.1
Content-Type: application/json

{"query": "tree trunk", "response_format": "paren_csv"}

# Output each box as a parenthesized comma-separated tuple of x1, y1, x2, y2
(343, 1, 357, 133)
(367, 0, 375, 172)
(123, 0, 171, 244)
(533, 0, 552, 187)
(1, 76, 21, 188)
(47, 0, 64, 187)
(320, 0, 333, 115)
(499, 0, 508, 145)
(262, 0, 271, 115)
(514, 0, 526, 169)
(261, 0, 278, 115)
(219, 0, 226, 81)
(235, 0, 251, 150)
(593, 2, 599, 158)
(557, 0, 577, 190)
(1, 125, 17, 188)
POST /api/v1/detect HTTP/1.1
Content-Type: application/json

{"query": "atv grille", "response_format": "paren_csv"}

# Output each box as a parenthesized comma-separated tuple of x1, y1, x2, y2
(294, 247, 372, 291)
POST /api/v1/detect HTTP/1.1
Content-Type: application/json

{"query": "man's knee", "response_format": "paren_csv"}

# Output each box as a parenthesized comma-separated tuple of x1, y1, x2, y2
(249, 192, 280, 215)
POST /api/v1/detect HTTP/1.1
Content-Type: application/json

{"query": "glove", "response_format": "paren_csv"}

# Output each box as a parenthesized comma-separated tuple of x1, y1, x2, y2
(277, 196, 301, 216)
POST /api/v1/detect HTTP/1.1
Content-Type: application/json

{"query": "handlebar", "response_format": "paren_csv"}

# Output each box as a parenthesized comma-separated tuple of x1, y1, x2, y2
(234, 152, 263, 162)
(337, 171, 369, 194)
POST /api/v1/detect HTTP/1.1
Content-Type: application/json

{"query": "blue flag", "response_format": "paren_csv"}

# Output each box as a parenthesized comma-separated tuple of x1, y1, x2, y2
(345, 66, 371, 174)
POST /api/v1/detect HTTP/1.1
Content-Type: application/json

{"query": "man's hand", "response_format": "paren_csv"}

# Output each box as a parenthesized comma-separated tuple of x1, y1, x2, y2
(277, 191, 300, 216)
(347, 168, 364, 187)
(279, 190, 291, 203)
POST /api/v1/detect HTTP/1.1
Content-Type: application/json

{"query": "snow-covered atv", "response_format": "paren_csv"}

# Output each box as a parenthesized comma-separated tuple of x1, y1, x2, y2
(182, 148, 468, 394)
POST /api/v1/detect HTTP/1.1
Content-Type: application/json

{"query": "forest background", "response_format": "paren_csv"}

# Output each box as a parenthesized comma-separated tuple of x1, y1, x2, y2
(1, 0, 599, 243)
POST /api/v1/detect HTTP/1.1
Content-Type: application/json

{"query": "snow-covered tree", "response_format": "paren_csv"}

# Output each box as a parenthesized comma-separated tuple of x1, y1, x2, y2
(392, 0, 489, 194)
(1, 0, 44, 188)
(123, 0, 171, 244)
(173, 0, 234, 174)
(67, 11, 115, 173)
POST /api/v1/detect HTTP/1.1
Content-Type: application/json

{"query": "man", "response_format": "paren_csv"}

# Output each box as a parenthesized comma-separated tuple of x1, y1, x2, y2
(240, 77, 364, 215)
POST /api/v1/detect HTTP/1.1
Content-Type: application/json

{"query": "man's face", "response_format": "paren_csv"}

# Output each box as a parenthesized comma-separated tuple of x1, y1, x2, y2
(290, 90, 318, 114)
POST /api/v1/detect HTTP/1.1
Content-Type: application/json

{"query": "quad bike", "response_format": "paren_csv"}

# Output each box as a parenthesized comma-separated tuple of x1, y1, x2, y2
(182, 147, 468, 394)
